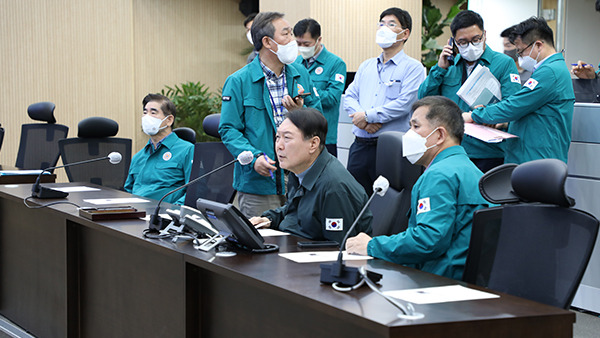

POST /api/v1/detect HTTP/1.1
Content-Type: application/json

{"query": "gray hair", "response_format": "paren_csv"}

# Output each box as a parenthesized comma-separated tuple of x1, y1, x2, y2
(251, 12, 284, 51)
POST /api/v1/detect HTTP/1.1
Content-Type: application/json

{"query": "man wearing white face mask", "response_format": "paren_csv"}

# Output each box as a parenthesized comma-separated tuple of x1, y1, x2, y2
(418, 10, 520, 173)
(463, 17, 574, 164)
(124, 93, 194, 204)
(244, 13, 259, 64)
(294, 18, 347, 157)
(346, 96, 490, 279)
(220, 12, 322, 218)
(344, 7, 425, 195)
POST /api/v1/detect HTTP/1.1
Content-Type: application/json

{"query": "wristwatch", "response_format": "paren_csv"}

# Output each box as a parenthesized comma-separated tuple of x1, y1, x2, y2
(364, 112, 369, 123)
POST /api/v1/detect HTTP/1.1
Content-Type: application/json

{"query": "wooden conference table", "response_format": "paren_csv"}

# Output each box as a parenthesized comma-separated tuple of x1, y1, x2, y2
(0, 165, 56, 184)
(0, 183, 574, 337)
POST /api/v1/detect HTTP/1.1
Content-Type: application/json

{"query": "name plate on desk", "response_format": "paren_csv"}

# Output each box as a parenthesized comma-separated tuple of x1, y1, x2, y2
(79, 206, 146, 221)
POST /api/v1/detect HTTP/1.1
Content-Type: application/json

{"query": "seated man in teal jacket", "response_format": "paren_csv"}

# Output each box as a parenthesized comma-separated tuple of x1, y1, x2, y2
(463, 17, 574, 164)
(346, 96, 490, 280)
(124, 93, 194, 204)
(219, 12, 322, 218)
(250, 108, 371, 242)
(418, 10, 521, 172)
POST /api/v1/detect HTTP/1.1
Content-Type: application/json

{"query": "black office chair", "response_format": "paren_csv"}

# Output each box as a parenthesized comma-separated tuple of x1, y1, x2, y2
(369, 131, 422, 236)
(58, 117, 132, 190)
(15, 102, 69, 170)
(0, 123, 4, 154)
(464, 159, 599, 309)
(173, 127, 197, 144)
(183, 113, 236, 207)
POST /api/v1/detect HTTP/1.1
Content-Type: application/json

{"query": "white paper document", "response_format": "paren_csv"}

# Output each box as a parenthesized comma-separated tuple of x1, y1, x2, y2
(142, 213, 171, 222)
(53, 186, 101, 193)
(258, 229, 290, 237)
(83, 197, 150, 205)
(383, 285, 499, 304)
(279, 251, 373, 263)
(464, 123, 518, 143)
(457, 65, 502, 108)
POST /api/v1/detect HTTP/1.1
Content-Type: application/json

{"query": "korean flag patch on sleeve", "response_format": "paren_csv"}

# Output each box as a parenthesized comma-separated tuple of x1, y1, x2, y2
(335, 73, 345, 83)
(417, 197, 431, 215)
(524, 78, 538, 90)
(326, 218, 343, 231)
(510, 73, 521, 84)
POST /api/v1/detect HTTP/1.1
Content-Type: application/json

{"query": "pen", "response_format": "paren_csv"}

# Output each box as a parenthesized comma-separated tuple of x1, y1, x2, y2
(571, 63, 593, 67)
(263, 153, 274, 179)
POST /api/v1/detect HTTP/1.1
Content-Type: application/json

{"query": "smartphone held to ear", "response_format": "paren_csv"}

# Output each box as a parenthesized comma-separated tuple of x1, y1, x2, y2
(447, 37, 458, 65)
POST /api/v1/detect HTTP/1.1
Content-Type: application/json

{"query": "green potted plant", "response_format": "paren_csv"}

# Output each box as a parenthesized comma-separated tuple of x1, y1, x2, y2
(161, 82, 222, 142)
(422, 0, 467, 71)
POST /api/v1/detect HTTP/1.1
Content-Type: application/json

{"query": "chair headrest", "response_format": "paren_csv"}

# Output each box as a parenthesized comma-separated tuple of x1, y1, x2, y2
(479, 163, 519, 204)
(511, 159, 575, 207)
(376, 131, 422, 192)
(203, 114, 221, 139)
(173, 127, 196, 144)
(78, 117, 119, 138)
(27, 102, 56, 124)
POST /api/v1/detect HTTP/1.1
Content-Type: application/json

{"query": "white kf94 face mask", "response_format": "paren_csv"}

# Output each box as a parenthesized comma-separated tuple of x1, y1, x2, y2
(142, 115, 168, 136)
(402, 128, 438, 164)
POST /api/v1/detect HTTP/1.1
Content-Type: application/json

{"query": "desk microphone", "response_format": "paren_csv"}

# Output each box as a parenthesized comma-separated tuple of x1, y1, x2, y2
(148, 150, 255, 231)
(31, 152, 122, 199)
(320, 175, 389, 286)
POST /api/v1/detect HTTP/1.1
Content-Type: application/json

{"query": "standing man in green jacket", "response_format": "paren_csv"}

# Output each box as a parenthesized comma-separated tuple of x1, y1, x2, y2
(463, 17, 574, 164)
(346, 96, 489, 280)
(418, 10, 521, 172)
(294, 18, 347, 157)
(219, 12, 322, 217)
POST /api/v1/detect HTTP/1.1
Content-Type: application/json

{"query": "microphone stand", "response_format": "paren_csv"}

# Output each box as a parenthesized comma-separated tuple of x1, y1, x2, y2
(148, 157, 240, 231)
(32, 156, 112, 199)
(320, 187, 383, 286)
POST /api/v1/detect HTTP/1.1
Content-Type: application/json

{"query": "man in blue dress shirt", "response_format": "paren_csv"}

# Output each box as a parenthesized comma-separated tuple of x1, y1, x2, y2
(344, 7, 425, 195)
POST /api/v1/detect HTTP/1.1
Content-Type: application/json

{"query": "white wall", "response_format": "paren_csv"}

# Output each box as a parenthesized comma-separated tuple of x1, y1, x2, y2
(468, 0, 538, 53)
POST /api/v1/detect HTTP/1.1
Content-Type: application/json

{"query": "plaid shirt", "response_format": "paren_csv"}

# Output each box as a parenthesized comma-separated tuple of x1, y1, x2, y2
(260, 59, 289, 127)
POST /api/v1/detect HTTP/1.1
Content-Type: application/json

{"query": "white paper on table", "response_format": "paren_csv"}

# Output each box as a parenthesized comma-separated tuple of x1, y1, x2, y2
(258, 229, 290, 237)
(279, 251, 373, 263)
(0, 170, 47, 175)
(383, 285, 499, 304)
(464, 123, 518, 143)
(457, 65, 502, 108)
(142, 213, 171, 221)
(83, 197, 150, 205)
(53, 186, 101, 193)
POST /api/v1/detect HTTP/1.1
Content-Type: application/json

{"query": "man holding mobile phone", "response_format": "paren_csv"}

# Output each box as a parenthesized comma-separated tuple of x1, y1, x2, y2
(294, 18, 347, 157)
(418, 10, 520, 173)
(220, 12, 322, 218)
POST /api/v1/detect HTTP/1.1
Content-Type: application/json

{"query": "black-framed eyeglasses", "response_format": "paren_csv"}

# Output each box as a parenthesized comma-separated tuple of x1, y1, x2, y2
(516, 41, 535, 58)
(455, 34, 484, 48)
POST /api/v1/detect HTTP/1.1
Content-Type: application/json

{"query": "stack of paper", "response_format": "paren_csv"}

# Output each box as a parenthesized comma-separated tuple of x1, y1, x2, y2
(457, 65, 502, 108)
(464, 123, 518, 143)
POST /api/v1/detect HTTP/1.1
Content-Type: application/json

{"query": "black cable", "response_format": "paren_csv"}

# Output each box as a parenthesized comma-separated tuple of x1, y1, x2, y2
(23, 196, 80, 209)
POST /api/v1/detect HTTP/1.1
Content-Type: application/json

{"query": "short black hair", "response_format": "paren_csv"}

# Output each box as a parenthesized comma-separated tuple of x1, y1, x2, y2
(500, 25, 516, 38)
(293, 18, 321, 39)
(596, 0, 600, 12)
(450, 10, 484, 36)
(508, 17, 555, 48)
(412, 96, 464, 143)
(243, 13, 257, 28)
(379, 7, 412, 32)
(285, 108, 327, 152)
(143, 93, 177, 119)
(251, 12, 284, 51)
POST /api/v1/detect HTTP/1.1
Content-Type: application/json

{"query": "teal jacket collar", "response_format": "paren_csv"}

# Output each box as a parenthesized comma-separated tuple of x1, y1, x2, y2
(145, 131, 179, 152)
(428, 145, 466, 169)
(249, 55, 302, 90)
